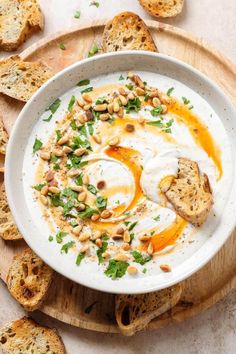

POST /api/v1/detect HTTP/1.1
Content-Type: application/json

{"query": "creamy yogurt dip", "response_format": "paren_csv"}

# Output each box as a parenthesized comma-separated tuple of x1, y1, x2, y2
(23, 71, 232, 280)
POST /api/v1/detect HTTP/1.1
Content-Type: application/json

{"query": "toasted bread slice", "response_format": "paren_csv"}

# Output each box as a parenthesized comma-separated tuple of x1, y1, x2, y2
(0, 118, 8, 155)
(165, 158, 213, 226)
(0, 154, 5, 173)
(0, 183, 22, 240)
(102, 12, 157, 52)
(7, 248, 53, 311)
(0, 56, 52, 102)
(0, 317, 65, 354)
(115, 284, 182, 336)
(139, 0, 184, 18)
(0, 0, 43, 51)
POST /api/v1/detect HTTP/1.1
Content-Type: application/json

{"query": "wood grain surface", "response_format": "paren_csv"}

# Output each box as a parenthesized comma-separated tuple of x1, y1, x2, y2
(0, 20, 236, 334)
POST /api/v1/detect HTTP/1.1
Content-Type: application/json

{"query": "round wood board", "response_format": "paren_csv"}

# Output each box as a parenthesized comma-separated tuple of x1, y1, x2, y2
(1, 20, 236, 334)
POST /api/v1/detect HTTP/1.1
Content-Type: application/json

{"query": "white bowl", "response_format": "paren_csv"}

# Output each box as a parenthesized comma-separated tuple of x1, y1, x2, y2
(5, 51, 236, 294)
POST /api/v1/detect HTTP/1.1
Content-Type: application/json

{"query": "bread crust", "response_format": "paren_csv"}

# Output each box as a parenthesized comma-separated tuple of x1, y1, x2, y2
(102, 12, 157, 52)
(139, 0, 184, 18)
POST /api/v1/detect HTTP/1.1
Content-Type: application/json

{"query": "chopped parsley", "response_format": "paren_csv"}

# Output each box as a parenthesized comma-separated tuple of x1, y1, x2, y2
(150, 106, 163, 116)
(147, 118, 174, 133)
(75, 173, 83, 186)
(76, 252, 85, 266)
(142, 268, 147, 274)
(128, 221, 138, 231)
(87, 122, 94, 135)
(96, 196, 107, 210)
(104, 260, 129, 280)
(167, 87, 174, 96)
(33, 138, 43, 154)
(59, 43, 66, 50)
(70, 220, 78, 228)
(144, 93, 150, 102)
(56, 231, 68, 244)
(88, 43, 99, 57)
(129, 233, 135, 244)
(70, 119, 77, 130)
(131, 250, 152, 265)
(87, 184, 97, 195)
(96, 96, 108, 104)
(125, 83, 134, 91)
(182, 96, 190, 105)
(55, 129, 62, 141)
(125, 97, 141, 113)
(77, 79, 90, 86)
(119, 74, 125, 80)
(90, 1, 99, 7)
(61, 241, 75, 254)
(78, 206, 98, 220)
(80, 87, 93, 94)
(48, 235, 54, 242)
(74, 10, 81, 19)
(153, 215, 160, 221)
(96, 240, 108, 264)
(34, 183, 46, 191)
(68, 95, 76, 112)
(43, 98, 61, 122)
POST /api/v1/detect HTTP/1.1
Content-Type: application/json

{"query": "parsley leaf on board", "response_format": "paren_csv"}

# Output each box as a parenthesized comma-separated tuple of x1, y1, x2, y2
(33, 138, 43, 154)
(104, 260, 129, 280)
(59, 43, 66, 50)
(88, 43, 99, 57)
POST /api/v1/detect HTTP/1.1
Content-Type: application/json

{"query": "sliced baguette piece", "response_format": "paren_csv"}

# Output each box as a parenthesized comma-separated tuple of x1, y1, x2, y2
(0, 183, 22, 240)
(102, 12, 157, 52)
(7, 248, 53, 311)
(0, 0, 44, 51)
(0, 118, 8, 155)
(0, 317, 66, 354)
(0, 55, 52, 102)
(165, 158, 213, 226)
(115, 284, 182, 336)
(139, 0, 184, 18)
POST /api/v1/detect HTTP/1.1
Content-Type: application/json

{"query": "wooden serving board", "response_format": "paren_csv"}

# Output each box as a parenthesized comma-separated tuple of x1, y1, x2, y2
(1, 20, 236, 334)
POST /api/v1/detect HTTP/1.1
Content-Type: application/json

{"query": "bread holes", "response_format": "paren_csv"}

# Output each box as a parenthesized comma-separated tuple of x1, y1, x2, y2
(121, 305, 131, 326)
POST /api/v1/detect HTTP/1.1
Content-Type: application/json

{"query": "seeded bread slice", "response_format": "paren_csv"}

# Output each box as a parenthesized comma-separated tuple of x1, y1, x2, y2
(115, 284, 182, 336)
(0, 183, 22, 240)
(0, 55, 52, 102)
(7, 248, 54, 311)
(102, 12, 157, 52)
(165, 158, 213, 226)
(0, 0, 44, 52)
(0, 118, 8, 155)
(139, 0, 184, 18)
(0, 317, 66, 354)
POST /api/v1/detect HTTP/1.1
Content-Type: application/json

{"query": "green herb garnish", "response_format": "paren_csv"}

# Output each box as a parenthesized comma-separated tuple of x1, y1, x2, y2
(56, 231, 68, 244)
(59, 43, 66, 50)
(125, 83, 134, 91)
(48, 235, 54, 242)
(68, 95, 76, 112)
(150, 106, 163, 116)
(74, 10, 81, 19)
(34, 183, 46, 191)
(142, 268, 147, 274)
(90, 1, 99, 7)
(61, 241, 75, 254)
(43, 98, 61, 122)
(182, 96, 190, 105)
(87, 122, 94, 135)
(96, 196, 107, 210)
(70, 119, 77, 130)
(167, 87, 174, 96)
(104, 260, 129, 280)
(55, 129, 62, 141)
(77, 79, 90, 86)
(33, 138, 43, 154)
(153, 215, 160, 221)
(87, 184, 97, 195)
(128, 221, 138, 231)
(78, 206, 99, 220)
(80, 87, 93, 94)
(96, 240, 108, 264)
(88, 43, 99, 57)
(76, 252, 85, 266)
(125, 97, 141, 113)
(131, 250, 152, 265)
(119, 74, 125, 80)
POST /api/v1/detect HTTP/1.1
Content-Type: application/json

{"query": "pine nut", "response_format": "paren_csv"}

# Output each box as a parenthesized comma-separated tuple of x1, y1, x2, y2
(57, 135, 69, 145)
(128, 71, 134, 79)
(67, 169, 80, 177)
(82, 93, 92, 103)
(77, 203, 86, 211)
(45, 170, 54, 182)
(116, 227, 125, 235)
(52, 148, 64, 157)
(48, 186, 60, 194)
(133, 75, 144, 88)
(160, 264, 172, 272)
(95, 238, 102, 247)
(79, 233, 90, 242)
(94, 103, 107, 111)
(122, 242, 130, 251)
(97, 180, 105, 189)
(91, 213, 100, 221)
(92, 134, 101, 144)
(138, 117, 145, 124)
(77, 97, 85, 107)
(63, 146, 72, 154)
(78, 114, 85, 124)
(78, 191, 87, 202)
(83, 104, 91, 111)
(117, 107, 124, 118)
(70, 185, 83, 192)
(82, 173, 89, 185)
(114, 253, 128, 261)
(152, 97, 161, 107)
(123, 230, 130, 243)
(147, 242, 154, 255)
(128, 92, 135, 100)
(40, 185, 48, 196)
(135, 87, 145, 96)
(148, 90, 159, 98)
(119, 95, 127, 106)
(139, 235, 151, 241)
(101, 210, 112, 219)
(118, 87, 127, 96)
(127, 265, 137, 275)
(73, 224, 83, 235)
(112, 234, 123, 240)
(107, 102, 114, 114)
(100, 113, 110, 121)
(74, 147, 87, 156)
(108, 136, 120, 146)
(125, 123, 135, 133)
(91, 231, 102, 241)
(39, 195, 48, 205)
(161, 104, 168, 114)
(113, 98, 120, 113)
(80, 244, 90, 253)
(40, 151, 51, 161)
